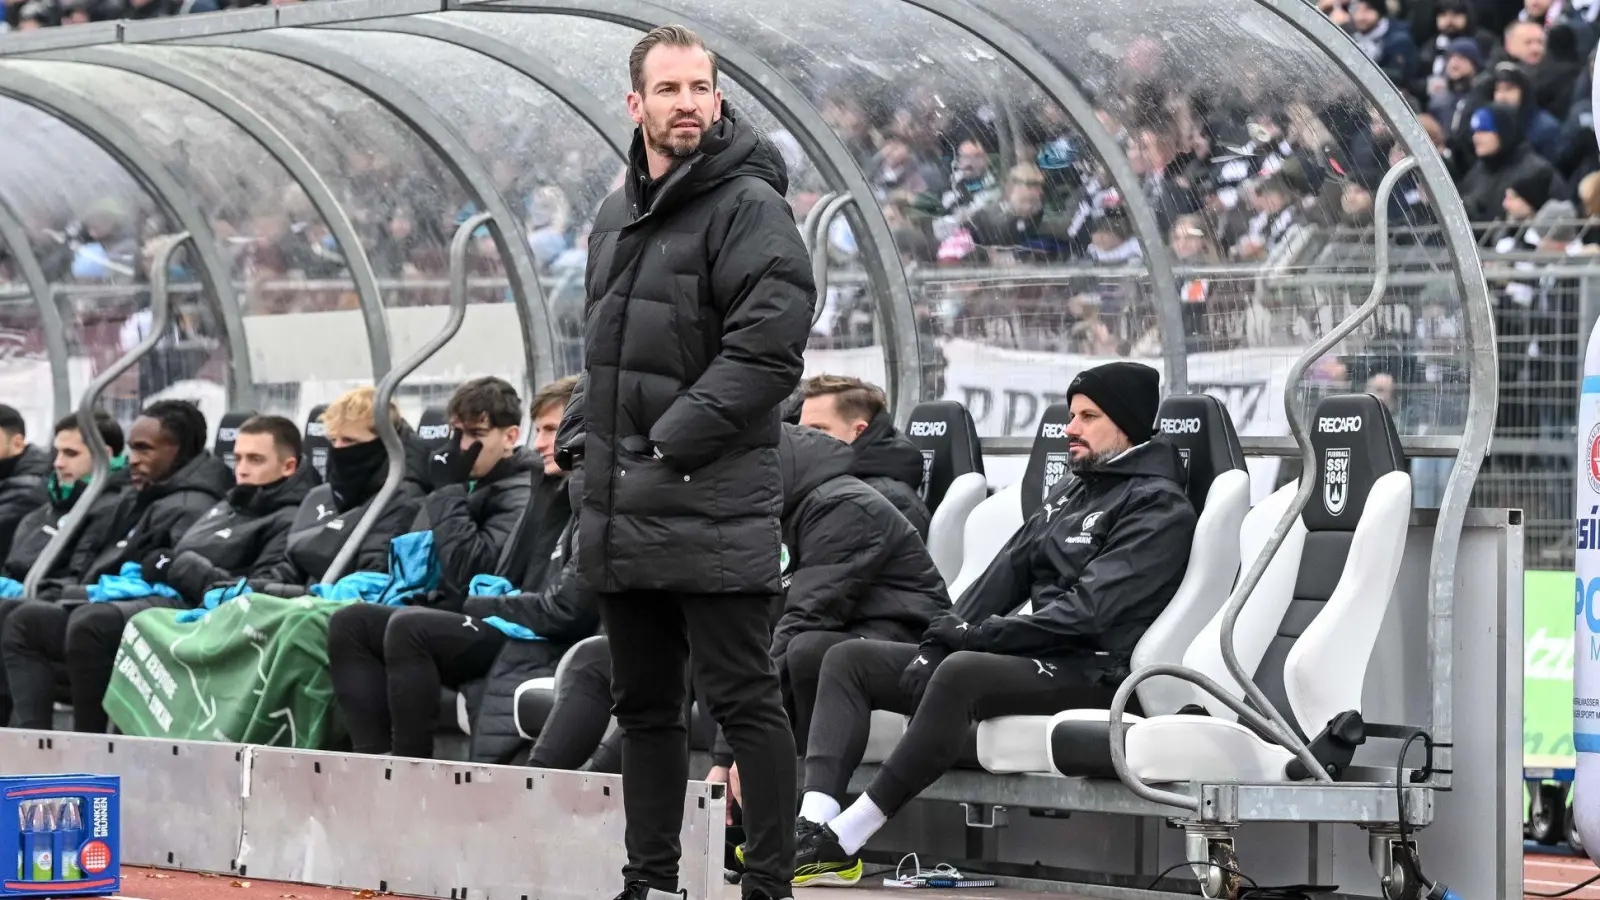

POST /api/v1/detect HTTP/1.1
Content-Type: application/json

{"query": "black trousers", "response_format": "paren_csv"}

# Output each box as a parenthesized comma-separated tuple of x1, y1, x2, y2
(601, 591, 795, 900)
(326, 603, 506, 759)
(2, 596, 184, 733)
(0, 597, 27, 725)
(804, 640, 1120, 816)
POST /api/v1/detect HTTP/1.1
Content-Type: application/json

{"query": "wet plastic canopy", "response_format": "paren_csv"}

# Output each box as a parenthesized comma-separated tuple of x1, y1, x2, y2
(0, 0, 1490, 466)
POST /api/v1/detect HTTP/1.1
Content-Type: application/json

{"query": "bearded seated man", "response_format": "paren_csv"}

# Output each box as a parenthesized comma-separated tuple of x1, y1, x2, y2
(766, 362, 1199, 887)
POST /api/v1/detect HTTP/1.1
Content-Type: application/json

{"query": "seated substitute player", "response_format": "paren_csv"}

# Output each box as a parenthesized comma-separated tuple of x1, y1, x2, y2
(771, 361, 1198, 886)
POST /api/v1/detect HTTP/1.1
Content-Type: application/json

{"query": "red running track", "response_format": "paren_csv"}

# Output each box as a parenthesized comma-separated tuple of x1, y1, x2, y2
(80, 856, 1600, 900)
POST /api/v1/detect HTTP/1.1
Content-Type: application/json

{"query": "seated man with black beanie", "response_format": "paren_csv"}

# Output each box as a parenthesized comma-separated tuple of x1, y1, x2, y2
(771, 361, 1198, 886)
(3, 399, 233, 733)
(328, 377, 573, 760)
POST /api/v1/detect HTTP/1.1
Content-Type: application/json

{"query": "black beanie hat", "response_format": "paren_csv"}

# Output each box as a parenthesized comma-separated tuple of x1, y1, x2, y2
(1065, 361, 1161, 445)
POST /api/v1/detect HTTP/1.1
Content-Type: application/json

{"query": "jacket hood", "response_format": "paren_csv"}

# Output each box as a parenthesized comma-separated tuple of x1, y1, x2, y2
(1082, 439, 1188, 485)
(143, 452, 233, 504)
(778, 424, 854, 514)
(0, 444, 51, 482)
(849, 411, 926, 493)
(1478, 102, 1527, 162)
(625, 101, 790, 218)
(229, 461, 319, 515)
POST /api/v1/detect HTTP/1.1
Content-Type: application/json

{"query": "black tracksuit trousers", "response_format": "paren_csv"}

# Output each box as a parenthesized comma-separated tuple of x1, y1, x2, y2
(803, 639, 1120, 815)
(599, 591, 795, 900)
(3, 596, 185, 733)
(326, 603, 506, 759)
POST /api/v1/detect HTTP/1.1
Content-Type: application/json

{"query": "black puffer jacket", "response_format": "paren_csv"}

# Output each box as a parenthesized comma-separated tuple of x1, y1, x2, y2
(952, 441, 1196, 662)
(770, 425, 950, 662)
(0, 445, 50, 562)
(847, 411, 931, 539)
(414, 450, 535, 611)
(4, 467, 131, 585)
(252, 483, 423, 593)
(77, 453, 234, 585)
(559, 101, 815, 597)
(162, 464, 320, 606)
(463, 473, 597, 763)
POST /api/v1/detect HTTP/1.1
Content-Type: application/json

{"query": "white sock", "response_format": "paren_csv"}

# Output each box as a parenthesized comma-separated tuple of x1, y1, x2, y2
(799, 790, 840, 824)
(826, 794, 888, 855)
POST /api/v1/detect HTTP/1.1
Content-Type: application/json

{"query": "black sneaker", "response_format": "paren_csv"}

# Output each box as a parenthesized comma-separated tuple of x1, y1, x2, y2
(611, 880, 686, 900)
(792, 819, 862, 887)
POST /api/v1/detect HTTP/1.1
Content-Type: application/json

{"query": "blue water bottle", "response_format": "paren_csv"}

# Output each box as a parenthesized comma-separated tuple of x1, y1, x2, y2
(56, 798, 83, 881)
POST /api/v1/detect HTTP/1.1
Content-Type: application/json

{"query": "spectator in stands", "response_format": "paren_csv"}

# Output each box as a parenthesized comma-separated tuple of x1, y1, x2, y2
(247, 387, 428, 596)
(1350, 0, 1422, 87)
(326, 378, 550, 760)
(798, 375, 930, 538)
(964, 163, 1077, 264)
(1416, 0, 1498, 100)
(141, 415, 317, 606)
(773, 362, 1197, 886)
(1491, 62, 1566, 161)
(1460, 103, 1557, 222)
(529, 418, 951, 775)
(1500, 19, 1548, 69)
(0, 404, 50, 563)
(1426, 38, 1487, 136)
(0, 412, 125, 725)
(3, 400, 232, 732)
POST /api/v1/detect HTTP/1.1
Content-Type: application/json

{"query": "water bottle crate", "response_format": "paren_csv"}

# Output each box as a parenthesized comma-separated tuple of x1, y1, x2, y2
(0, 774, 119, 897)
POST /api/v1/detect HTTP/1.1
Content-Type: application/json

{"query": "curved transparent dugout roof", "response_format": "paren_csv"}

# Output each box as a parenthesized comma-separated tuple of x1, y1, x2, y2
(432, 11, 828, 199)
(964, 0, 1472, 437)
(0, 90, 213, 421)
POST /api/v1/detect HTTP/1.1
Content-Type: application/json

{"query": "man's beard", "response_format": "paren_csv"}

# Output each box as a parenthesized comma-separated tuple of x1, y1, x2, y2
(1068, 443, 1125, 473)
(645, 111, 707, 160)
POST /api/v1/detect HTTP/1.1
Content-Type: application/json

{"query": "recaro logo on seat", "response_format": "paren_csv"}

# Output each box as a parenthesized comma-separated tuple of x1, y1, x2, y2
(908, 421, 946, 437)
(1317, 416, 1363, 434)
(419, 424, 450, 441)
(218, 428, 239, 443)
(1041, 423, 1069, 439)
(1159, 418, 1202, 434)
(307, 423, 327, 438)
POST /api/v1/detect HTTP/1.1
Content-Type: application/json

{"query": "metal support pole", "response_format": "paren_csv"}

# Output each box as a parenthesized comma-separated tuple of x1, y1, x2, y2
(321, 213, 489, 586)
(810, 193, 856, 328)
(1107, 158, 1420, 807)
(24, 233, 189, 598)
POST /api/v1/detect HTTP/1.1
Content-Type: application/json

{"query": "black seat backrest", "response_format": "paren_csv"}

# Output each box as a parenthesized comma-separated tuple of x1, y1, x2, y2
(304, 404, 331, 481)
(1248, 393, 1405, 740)
(213, 409, 256, 470)
(417, 406, 451, 450)
(903, 400, 985, 512)
(1154, 394, 1246, 514)
(1019, 401, 1075, 519)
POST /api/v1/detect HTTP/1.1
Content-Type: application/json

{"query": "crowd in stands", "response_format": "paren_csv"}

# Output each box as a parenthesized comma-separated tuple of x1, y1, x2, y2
(0, 355, 1220, 885)
(0, 0, 312, 29)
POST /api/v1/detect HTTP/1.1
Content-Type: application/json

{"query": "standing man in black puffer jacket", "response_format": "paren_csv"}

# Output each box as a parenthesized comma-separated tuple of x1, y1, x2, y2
(0, 405, 51, 563)
(797, 375, 930, 538)
(555, 23, 814, 900)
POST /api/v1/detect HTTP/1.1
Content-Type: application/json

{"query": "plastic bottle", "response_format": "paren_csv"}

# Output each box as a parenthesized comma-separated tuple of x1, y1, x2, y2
(1576, 275, 1600, 868)
(15, 800, 26, 880)
(24, 800, 52, 881)
(56, 798, 83, 880)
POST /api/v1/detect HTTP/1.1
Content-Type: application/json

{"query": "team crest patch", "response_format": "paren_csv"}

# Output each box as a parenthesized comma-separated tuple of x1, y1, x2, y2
(1323, 448, 1351, 516)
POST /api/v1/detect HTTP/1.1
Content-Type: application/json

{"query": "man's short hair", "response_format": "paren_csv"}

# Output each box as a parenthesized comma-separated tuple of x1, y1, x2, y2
(321, 386, 404, 436)
(53, 410, 123, 457)
(141, 399, 208, 462)
(530, 375, 580, 420)
(0, 404, 24, 439)
(629, 24, 718, 94)
(801, 375, 887, 424)
(447, 377, 523, 430)
(237, 415, 303, 460)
